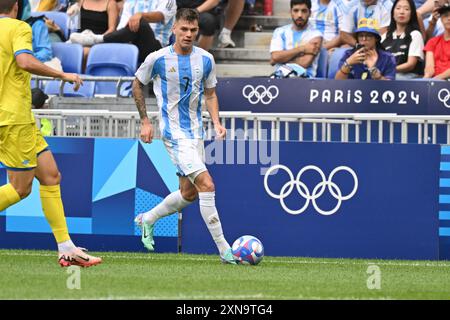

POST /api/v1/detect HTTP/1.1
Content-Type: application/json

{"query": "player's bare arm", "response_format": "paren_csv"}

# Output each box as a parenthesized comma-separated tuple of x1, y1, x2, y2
(132, 78, 154, 143)
(15, 53, 82, 91)
(204, 87, 226, 139)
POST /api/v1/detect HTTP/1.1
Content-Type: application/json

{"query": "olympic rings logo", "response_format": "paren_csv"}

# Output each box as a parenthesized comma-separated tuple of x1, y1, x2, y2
(263, 165, 358, 216)
(438, 89, 450, 108)
(242, 85, 279, 105)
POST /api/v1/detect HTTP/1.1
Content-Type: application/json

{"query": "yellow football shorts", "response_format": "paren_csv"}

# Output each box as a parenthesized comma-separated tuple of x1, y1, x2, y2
(0, 123, 49, 170)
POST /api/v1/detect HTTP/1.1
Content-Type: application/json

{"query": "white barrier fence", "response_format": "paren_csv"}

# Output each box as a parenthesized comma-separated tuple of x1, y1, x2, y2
(32, 109, 450, 144)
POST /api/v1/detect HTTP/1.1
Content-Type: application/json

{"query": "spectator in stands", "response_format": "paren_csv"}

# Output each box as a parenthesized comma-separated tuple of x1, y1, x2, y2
(217, 0, 245, 48)
(336, 18, 396, 79)
(69, 0, 176, 63)
(423, 2, 450, 79)
(67, 0, 119, 66)
(31, 88, 54, 136)
(310, 0, 346, 51)
(176, 0, 221, 51)
(18, 0, 63, 70)
(381, 0, 424, 79)
(68, 0, 118, 36)
(423, 0, 447, 40)
(340, 0, 393, 46)
(270, 0, 323, 78)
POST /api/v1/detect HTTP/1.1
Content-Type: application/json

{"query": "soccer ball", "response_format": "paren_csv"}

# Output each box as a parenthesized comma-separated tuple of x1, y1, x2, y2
(231, 235, 264, 265)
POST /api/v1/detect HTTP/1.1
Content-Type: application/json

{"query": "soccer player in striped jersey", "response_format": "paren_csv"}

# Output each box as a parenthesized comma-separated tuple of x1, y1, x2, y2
(132, 7, 236, 264)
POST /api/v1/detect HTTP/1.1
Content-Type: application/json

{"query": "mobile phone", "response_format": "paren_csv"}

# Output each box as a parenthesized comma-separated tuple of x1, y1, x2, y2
(354, 43, 365, 52)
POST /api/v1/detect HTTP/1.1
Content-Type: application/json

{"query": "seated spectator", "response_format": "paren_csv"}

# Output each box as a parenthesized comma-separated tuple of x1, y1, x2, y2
(336, 18, 396, 80)
(18, 0, 63, 70)
(176, 0, 221, 51)
(31, 88, 54, 137)
(310, 0, 346, 51)
(68, 0, 118, 36)
(67, 0, 118, 67)
(381, 0, 424, 79)
(70, 0, 176, 63)
(424, 0, 447, 40)
(217, 0, 245, 48)
(270, 0, 323, 78)
(340, 0, 393, 46)
(424, 2, 450, 79)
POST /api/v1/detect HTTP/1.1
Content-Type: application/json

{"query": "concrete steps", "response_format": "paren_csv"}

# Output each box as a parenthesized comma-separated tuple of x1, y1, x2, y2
(216, 63, 274, 77)
(212, 48, 271, 62)
(273, 0, 291, 17)
(214, 2, 292, 78)
(236, 15, 291, 31)
(243, 31, 273, 49)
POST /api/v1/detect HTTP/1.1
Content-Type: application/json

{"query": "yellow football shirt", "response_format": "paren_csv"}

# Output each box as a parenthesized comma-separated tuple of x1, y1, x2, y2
(0, 17, 34, 126)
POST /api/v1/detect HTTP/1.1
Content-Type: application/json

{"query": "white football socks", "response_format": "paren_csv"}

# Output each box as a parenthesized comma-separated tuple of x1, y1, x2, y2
(199, 191, 230, 256)
(143, 190, 192, 225)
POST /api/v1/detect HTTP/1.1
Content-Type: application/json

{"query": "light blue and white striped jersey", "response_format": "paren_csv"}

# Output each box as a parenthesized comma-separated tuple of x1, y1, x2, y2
(135, 45, 217, 140)
(270, 23, 323, 77)
(118, 0, 176, 47)
(341, 0, 393, 33)
(310, 0, 346, 42)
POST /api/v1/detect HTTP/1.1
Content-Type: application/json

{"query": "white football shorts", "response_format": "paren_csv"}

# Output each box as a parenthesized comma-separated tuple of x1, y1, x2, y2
(163, 138, 207, 183)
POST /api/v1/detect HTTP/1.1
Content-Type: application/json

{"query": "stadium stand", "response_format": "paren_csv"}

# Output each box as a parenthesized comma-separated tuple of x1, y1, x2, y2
(316, 47, 329, 79)
(85, 43, 139, 95)
(44, 79, 96, 97)
(327, 47, 348, 79)
(51, 42, 83, 74)
(31, 11, 70, 39)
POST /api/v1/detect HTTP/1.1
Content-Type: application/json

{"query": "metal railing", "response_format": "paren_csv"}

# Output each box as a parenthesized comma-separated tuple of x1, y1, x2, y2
(32, 109, 450, 145)
(32, 75, 135, 97)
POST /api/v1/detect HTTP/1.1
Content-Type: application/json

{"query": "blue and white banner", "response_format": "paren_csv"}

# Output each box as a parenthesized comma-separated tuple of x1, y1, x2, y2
(216, 78, 448, 115)
(182, 141, 441, 260)
(0, 138, 448, 259)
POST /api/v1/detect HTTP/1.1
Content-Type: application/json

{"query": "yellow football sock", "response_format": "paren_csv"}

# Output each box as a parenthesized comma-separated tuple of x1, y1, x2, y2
(40, 185, 70, 243)
(0, 184, 21, 211)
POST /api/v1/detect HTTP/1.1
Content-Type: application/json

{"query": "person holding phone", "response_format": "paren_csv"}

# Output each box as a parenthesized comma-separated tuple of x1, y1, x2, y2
(335, 18, 397, 80)
(423, 2, 450, 79)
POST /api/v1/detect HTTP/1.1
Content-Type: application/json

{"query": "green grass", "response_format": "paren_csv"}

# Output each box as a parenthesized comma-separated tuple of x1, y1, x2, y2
(0, 249, 450, 299)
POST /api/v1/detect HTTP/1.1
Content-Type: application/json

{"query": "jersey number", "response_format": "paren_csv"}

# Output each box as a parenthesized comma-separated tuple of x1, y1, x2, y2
(182, 77, 190, 92)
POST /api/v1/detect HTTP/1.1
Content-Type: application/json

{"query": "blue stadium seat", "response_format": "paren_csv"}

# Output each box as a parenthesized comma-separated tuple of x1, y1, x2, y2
(85, 43, 139, 95)
(327, 47, 349, 79)
(51, 43, 83, 74)
(315, 48, 328, 78)
(44, 80, 95, 98)
(31, 11, 70, 40)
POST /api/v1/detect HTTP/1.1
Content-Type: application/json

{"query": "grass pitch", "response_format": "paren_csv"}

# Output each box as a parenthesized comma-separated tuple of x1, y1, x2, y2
(0, 249, 449, 300)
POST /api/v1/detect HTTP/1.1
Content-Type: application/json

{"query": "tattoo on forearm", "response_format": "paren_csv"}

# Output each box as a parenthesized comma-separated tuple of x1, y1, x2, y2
(133, 79, 148, 120)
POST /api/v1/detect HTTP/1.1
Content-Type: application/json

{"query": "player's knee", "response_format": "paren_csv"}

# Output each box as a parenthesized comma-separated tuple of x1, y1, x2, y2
(15, 184, 32, 199)
(181, 189, 198, 202)
(201, 180, 215, 193)
(43, 171, 61, 185)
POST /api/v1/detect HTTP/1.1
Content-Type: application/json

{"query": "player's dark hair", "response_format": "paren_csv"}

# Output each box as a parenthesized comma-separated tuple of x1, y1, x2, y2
(175, 8, 199, 22)
(291, 0, 311, 10)
(0, 0, 17, 14)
